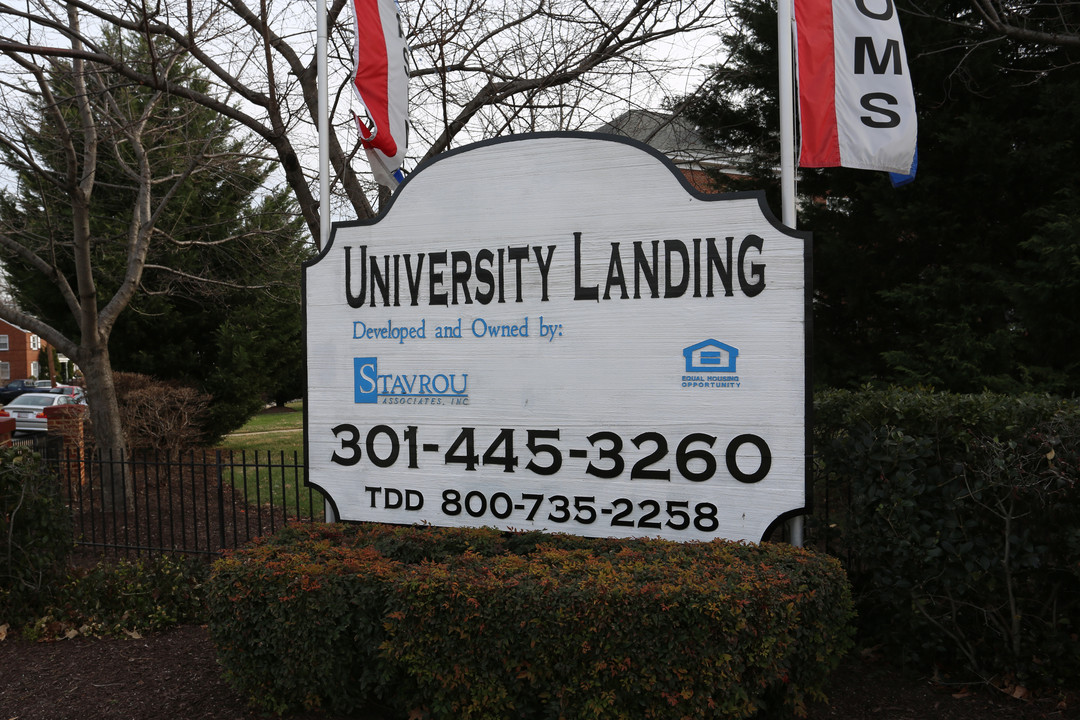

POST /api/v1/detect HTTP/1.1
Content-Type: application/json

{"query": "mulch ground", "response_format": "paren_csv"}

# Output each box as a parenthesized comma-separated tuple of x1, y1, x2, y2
(1, 624, 1074, 720)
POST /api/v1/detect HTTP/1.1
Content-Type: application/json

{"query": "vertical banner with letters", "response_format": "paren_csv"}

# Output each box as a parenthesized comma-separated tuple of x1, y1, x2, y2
(304, 133, 811, 543)
(795, 0, 917, 175)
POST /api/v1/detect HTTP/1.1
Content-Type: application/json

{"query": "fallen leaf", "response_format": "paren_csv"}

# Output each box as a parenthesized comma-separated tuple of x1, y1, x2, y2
(124, 629, 143, 639)
(64, 627, 80, 640)
(0, 623, 8, 641)
(1012, 685, 1030, 700)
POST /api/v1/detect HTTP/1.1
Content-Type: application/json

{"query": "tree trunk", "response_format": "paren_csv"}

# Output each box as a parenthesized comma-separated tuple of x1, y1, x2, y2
(79, 347, 131, 512)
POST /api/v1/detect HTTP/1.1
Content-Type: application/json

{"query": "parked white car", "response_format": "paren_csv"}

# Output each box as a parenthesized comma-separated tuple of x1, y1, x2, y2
(0, 393, 80, 433)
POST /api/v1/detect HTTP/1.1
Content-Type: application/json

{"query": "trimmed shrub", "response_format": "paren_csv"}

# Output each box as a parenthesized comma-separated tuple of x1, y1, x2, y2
(813, 388, 1080, 689)
(110, 371, 211, 453)
(79, 372, 212, 454)
(207, 523, 854, 718)
(0, 448, 71, 624)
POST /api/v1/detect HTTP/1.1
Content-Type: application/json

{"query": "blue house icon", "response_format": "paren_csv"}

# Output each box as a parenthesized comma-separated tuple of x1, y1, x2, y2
(684, 339, 738, 373)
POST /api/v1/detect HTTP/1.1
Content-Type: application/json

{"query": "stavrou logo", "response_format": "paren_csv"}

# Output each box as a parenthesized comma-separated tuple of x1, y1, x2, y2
(354, 357, 469, 404)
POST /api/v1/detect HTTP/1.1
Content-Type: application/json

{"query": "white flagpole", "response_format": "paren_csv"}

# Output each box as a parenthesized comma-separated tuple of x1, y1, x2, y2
(318, 0, 331, 252)
(778, 0, 804, 548)
(317, 0, 336, 524)
(778, 0, 797, 229)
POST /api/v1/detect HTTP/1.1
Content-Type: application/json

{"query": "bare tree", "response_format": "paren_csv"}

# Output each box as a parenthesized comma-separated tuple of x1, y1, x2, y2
(907, 1, 1080, 50)
(0, 8, 283, 506)
(0, 0, 724, 246)
(965, 0, 1080, 48)
(0, 0, 720, 507)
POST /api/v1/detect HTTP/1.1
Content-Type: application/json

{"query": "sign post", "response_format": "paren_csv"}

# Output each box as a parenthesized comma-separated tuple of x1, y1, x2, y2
(304, 133, 810, 543)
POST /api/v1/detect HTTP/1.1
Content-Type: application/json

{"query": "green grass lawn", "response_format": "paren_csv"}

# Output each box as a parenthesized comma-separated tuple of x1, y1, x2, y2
(218, 402, 324, 520)
(227, 401, 304, 436)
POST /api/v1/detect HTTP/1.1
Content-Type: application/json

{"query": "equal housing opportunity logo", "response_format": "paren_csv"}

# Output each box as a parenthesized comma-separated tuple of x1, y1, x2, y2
(682, 340, 741, 389)
(354, 357, 470, 405)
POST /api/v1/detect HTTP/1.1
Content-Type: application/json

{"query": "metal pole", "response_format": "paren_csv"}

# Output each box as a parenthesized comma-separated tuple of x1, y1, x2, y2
(778, 0, 804, 548)
(778, 0, 797, 229)
(318, 0, 331, 251)
(318, 0, 337, 528)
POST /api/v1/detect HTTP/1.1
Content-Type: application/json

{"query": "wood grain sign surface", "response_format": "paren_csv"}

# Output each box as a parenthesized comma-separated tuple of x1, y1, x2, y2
(304, 133, 811, 542)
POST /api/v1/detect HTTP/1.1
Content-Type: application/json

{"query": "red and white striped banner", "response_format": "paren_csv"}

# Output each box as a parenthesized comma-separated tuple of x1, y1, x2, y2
(795, 0, 917, 175)
(352, 0, 409, 188)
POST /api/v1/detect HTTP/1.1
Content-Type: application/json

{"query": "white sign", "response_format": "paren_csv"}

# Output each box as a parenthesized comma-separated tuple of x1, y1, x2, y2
(304, 134, 810, 542)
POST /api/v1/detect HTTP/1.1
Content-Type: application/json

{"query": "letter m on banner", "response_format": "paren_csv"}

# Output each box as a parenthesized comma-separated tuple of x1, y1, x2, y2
(794, 0, 916, 175)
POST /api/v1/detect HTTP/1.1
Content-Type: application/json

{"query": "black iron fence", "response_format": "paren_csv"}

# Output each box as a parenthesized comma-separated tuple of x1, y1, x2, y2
(45, 446, 324, 558)
(23, 437, 834, 560)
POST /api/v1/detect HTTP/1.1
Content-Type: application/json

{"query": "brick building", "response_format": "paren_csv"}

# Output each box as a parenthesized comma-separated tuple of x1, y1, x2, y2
(0, 318, 49, 383)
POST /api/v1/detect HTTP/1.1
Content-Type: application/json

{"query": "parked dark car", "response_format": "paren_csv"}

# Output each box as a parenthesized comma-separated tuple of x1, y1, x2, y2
(0, 379, 54, 405)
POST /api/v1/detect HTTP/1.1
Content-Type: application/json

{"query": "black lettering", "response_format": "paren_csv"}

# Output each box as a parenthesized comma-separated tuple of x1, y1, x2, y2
(706, 237, 734, 297)
(633, 240, 660, 298)
(855, 0, 894, 20)
(364, 486, 380, 507)
(664, 240, 689, 298)
(428, 251, 447, 306)
(603, 243, 629, 300)
(474, 249, 495, 304)
(392, 255, 401, 306)
(692, 238, 702, 297)
(508, 246, 530, 302)
(854, 37, 902, 75)
(497, 248, 506, 303)
(404, 252, 425, 306)
(532, 245, 556, 301)
(370, 254, 391, 307)
(574, 232, 599, 301)
(450, 250, 473, 305)
(738, 235, 766, 297)
(344, 245, 366, 308)
(726, 434, 772, 484)
(860, 92, 901, 128)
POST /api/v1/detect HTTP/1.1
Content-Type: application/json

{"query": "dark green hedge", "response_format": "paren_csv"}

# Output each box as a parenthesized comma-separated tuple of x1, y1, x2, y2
(24, 556, 209, 639)
(207, 523, 854, 718)
(0, 448, 71, 624)
(813, 388, 1080, 689)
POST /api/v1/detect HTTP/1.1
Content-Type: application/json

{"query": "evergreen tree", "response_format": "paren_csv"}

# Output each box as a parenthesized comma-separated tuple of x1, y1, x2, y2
(681, 0, 1080, 395)
(0, 30, 309, 446)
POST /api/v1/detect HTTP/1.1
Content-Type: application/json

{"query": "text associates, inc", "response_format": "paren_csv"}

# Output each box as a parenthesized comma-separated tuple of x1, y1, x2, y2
(353, 316, 564, 344)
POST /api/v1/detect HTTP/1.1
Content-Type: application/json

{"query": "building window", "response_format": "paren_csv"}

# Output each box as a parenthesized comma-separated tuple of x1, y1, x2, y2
(0, 335, 7, 351)
(30, 361, 40, 378)
(30, 335, 41, 351)
(0, 362, 9, 381)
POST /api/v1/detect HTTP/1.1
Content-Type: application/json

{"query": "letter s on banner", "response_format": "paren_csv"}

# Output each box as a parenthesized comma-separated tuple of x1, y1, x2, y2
(352, 0, 409, 188)
(794, 0, 916, 175)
